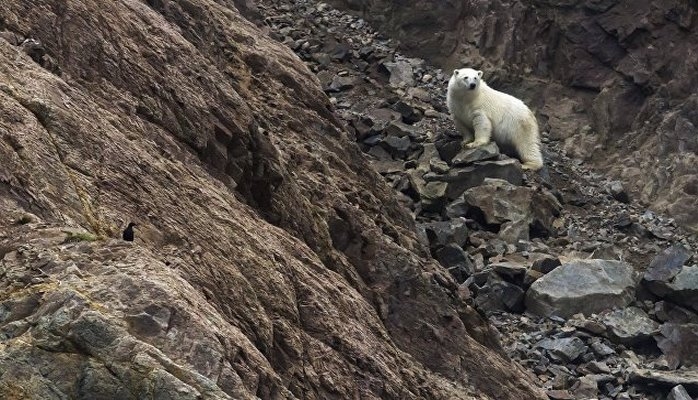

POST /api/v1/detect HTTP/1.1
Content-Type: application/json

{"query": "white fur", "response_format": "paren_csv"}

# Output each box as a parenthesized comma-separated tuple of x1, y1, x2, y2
(447, 68, 543, 170)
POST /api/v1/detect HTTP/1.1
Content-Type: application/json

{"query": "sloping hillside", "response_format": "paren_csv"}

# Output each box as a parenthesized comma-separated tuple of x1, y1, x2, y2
(0, 1, 543, 398)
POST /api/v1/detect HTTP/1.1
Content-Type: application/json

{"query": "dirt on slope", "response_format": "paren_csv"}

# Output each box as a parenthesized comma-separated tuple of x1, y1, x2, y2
(0, 1, 544, 399)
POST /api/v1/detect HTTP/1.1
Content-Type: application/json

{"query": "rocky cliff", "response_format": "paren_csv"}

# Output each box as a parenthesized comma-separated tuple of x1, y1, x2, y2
(0, 1, 545, 399)
(328, 0, 698, 233)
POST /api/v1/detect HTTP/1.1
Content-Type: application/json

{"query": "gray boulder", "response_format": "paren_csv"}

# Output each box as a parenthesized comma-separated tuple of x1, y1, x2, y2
(474, 279, 526, 315)
(643, 245, 697, 311)
(435, 244, 474, 283)
(600, 307, 660, 345)
(380, 60, 414, 86)
(419, 218, 468, 249)
(525, 259, 637, 318)
(535, 337, 588, 363)
(441, 160, 524, 200)
(451, 142, 499, 165)
(667, 385, 692, 400)
(630, 369, 698, 395)
(656, 323, 698, 369)
(461, 179, 561, 242)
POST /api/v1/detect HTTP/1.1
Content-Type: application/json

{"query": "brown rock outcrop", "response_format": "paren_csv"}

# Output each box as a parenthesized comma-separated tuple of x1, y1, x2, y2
(328, 0, 698, 233)
(0, 1, 544, 399)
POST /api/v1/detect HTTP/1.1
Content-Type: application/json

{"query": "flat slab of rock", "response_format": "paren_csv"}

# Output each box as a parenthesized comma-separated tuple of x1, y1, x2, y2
(600, 307, 660, 345)
(451, 142, 499, 165)
(432, 160, 524, 200)
(630, 368, 698, 394)
(535, 337, 588, 362)
(525, 259, 637, 318)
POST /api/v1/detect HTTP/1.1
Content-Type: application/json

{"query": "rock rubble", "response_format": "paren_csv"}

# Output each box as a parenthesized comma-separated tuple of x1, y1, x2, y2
(255, 0, 698, 398)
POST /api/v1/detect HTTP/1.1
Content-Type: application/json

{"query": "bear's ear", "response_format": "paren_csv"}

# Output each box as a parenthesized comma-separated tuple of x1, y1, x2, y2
(453, 70, 459, 76)
(477, 70, 483, 78)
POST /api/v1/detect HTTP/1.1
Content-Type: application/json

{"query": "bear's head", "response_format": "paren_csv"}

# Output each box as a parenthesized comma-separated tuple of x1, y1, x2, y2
(450, 68, 483, 92)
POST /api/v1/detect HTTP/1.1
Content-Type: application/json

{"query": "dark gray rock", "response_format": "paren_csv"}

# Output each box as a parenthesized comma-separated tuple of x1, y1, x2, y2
(474, 279, 526, 314)
(391, 101, 422, 124)
(652, 301, 698, 324)
(380, 60, 414, 86)
(531, 255, 562, 274)
(444, 196, 469, 219)
(380, 135, 411, 158)
(434, 135, 463, 164)
(643, 246, 698, 311)
(535, 337, 588, 363)
(442, 161, 524, 200)
(330, 43, 351, 61)
(365, 108, 402, 134)
(328, 75, 358, 92)
(600, 307, 660, 345)
(420, 218, 468, 249)
(664, 266, 698, 311)
(429, 159, 450, 174)
(656, 323, 698, 369)
(420, 181, 448, 212)
(451, 142, 500, 166)
(590, 341, 616, 357)
(573, 375, 599, 399)
(606, 180, 630, 203)
(435, 244, 474, 283)
(643, 245, 692, 297)
(525, 259, 637, 318)
(630, 369, 698, 394)
(491, 261, 527, 282)
(667, 385, 692, 400)
(461, 179, 561, 241)
(358, 45, 374, 60)
(385, 121, 420, 140)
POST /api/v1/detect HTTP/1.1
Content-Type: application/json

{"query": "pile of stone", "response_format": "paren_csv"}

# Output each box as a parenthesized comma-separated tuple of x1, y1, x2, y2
(490, 246, 698, 400)
(255, 1, 698, 398)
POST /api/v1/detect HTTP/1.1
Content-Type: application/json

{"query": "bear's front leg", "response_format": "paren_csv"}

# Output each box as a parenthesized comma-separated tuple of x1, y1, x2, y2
(455, 119, 474, 145)
(465, 111, 492, 149)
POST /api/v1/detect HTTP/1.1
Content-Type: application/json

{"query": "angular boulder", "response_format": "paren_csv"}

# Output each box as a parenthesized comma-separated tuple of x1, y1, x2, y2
(451, 142, 500, 165)
(441, 160, 524, 200)
(525, 259, 637, 318)
(655, 323, 698, 369)
(643, 245, 697, 311)
(600, 307, 660, 345)
(461, 178, 562, 242)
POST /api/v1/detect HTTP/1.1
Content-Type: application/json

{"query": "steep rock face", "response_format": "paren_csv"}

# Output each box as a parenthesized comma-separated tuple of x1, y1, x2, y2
(0, 1, 544, 399)
(328, 0, 698, 233)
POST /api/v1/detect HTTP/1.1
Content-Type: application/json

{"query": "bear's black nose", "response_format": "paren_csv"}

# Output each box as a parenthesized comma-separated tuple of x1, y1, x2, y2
(469, 83, 476, 89)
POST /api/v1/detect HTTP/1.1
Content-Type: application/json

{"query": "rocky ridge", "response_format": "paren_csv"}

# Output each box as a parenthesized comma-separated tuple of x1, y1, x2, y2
(0, 0, 544, 399)
(254, 0, 698, 398)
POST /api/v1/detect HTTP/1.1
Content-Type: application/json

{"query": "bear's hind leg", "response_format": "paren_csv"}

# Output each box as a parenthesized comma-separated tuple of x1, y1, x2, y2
(518, 142, 544, 170)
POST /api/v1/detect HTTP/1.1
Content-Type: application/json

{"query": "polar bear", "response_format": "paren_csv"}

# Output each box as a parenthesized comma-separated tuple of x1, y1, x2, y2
(447, 68, 543, 171)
